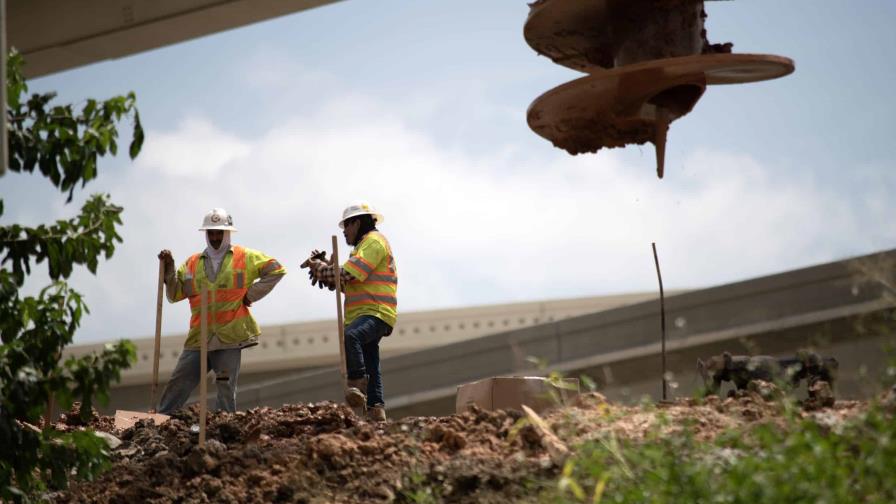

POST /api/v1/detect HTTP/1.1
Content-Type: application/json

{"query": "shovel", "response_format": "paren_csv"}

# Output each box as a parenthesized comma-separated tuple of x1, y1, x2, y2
(114, 257, 170, 430)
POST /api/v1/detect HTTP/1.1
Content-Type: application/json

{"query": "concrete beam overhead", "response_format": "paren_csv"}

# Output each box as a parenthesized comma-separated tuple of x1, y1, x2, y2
(8, 0, 344, 78)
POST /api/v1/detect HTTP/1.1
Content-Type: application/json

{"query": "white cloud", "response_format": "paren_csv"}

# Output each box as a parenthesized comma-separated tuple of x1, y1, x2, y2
(15, 92, 890, 344)
(135, 117, 250, 178)
(1, 0, 891, 353)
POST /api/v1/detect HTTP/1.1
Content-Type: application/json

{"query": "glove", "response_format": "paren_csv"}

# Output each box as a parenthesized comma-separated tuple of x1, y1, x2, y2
(158, 249, 175, 275)
(300, 249, 328, 268)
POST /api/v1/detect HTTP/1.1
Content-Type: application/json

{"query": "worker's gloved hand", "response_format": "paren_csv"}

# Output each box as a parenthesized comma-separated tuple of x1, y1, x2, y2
(158, 249, 175, 275)
(307, 259, 324, 288)
(301, 249, 328, 269)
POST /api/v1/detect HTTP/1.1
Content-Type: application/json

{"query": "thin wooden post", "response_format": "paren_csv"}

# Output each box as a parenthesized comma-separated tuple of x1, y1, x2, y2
(331, 236, 347, 385)
(44, 395, 54, 426)
(150, 258, 164, 410)
(652, 243, 667, 401)
(199, 283, 208, 447)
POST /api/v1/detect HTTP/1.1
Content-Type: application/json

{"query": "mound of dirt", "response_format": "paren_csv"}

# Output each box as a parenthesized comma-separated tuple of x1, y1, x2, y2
(54, 394, 866, 503)
(56, 402, 555, 503)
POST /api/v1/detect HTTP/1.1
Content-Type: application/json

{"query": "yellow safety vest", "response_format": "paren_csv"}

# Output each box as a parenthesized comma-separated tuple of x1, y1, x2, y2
(342, 231, 398, 328)
(172, 245, 285, 348)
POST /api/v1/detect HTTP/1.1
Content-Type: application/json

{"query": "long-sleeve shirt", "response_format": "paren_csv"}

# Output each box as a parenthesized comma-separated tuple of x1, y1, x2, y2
(310, 263, 355, 291)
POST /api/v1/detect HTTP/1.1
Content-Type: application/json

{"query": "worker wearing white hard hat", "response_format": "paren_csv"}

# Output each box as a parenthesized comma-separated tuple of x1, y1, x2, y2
(156, 208, 287, 414)
(338, 202, 384, 229)
(303, 201, 398, 422)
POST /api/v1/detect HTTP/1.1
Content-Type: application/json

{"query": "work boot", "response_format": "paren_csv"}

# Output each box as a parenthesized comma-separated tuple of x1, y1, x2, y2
(367, 404, 387, 422)
(345, 377, 368, 409)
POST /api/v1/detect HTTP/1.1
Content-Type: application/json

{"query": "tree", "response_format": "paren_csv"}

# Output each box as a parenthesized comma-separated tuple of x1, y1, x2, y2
(0, 49, 143, 501)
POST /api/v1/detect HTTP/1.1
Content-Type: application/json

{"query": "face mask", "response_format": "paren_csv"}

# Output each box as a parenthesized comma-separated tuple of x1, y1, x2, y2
(204, 231, 232, 270)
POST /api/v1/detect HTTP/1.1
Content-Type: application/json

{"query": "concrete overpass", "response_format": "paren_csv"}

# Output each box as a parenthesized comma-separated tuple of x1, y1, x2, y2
(7, 0, 345, 78)
(72, 291, 672, 408)
(99, 249, 896, 416)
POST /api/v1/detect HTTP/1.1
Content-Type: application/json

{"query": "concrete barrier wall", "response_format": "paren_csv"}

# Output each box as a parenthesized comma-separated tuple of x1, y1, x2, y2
(101, 250, 896, 416)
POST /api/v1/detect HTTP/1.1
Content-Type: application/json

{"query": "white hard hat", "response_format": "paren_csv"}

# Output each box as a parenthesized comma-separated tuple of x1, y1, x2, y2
(199, 208, 238, 231)
(339, 202, 384, 229)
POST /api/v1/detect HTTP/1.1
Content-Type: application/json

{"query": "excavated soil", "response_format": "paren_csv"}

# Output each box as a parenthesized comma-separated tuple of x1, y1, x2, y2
(52, 391, 869, 504)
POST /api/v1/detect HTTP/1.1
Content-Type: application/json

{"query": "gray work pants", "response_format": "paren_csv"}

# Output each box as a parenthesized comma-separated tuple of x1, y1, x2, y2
(158, 348, 242, 414)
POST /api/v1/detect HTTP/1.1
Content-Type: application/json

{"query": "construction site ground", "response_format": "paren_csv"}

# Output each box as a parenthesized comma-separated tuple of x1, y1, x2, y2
(50, 389, 885, 503)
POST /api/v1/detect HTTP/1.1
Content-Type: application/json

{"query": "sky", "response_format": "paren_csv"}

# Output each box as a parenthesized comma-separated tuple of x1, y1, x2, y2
(2, 0, 895, 344)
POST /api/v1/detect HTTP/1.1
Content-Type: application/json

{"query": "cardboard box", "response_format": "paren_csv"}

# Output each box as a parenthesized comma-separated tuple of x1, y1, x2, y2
(455, 376, 579, 414)
(113, 410, 170, 430)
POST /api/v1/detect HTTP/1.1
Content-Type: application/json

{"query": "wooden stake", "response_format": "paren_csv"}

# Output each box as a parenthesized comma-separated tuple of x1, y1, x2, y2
(150, 258, 164, 411)
(651, 243, 668, 400)
(44, 395, 54, 426)
(199, 283, 208, 447)
(332, 236, 347, 385)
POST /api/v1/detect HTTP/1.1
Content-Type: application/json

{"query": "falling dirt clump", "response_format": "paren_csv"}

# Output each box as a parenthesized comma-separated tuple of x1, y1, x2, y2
(57, 396, 867, 503)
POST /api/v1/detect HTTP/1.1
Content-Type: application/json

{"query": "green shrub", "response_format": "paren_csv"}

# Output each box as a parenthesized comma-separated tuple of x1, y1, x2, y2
(544, 405, 896, 504)
(0, 50, 141, 502)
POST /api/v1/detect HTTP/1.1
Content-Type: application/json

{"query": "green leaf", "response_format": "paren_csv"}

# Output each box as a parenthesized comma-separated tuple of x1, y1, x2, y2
(129, 110, 144, 160)
(0, 50, 139, 499)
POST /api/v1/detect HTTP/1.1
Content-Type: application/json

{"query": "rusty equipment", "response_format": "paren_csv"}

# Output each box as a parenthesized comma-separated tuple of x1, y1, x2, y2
(524, 0, 795, 178)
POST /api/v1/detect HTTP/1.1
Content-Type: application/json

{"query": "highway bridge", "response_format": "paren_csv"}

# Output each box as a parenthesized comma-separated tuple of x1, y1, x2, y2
(87, 249, 896, 417)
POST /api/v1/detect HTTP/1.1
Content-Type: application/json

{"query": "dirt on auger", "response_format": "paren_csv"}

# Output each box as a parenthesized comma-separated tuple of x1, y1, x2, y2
(52, 389, 868, 504)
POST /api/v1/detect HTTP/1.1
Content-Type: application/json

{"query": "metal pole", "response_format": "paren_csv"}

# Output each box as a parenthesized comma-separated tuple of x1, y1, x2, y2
(1, 0, 8, 176)
(652, 242, 667, 400)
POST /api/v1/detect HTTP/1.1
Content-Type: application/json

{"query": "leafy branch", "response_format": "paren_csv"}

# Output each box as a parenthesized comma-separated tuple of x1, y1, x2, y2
(5, 49, 144, 202)
(0, 194, 123, 286)
(0, 49, 142, 501)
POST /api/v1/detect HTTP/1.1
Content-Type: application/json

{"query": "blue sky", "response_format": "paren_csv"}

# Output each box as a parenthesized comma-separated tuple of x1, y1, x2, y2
(3, 0, 895, 343)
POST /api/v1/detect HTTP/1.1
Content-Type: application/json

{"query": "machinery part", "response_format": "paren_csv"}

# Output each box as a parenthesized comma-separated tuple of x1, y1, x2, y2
(527, 64, 708, 155)
(527, 53, 793, 157)
(524, 0, 795, 178)
(524, 0, 731, 73)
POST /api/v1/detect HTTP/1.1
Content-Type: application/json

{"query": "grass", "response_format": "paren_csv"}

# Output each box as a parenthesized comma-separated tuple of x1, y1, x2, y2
(540, 399, 896, 504)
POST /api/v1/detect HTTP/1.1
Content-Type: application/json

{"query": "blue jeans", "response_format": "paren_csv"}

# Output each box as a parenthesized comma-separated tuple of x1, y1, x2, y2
(345, 316, 391, 407)
(158, 348, 242, 414)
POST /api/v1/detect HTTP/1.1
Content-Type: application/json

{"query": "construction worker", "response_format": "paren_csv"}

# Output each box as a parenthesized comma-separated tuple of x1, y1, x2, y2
(304, 202, 397, 421)
(157, 208, 286, 414)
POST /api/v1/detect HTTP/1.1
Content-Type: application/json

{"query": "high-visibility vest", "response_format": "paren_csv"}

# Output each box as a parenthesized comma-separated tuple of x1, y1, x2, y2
(175, 245, 283, 348)
(342, 231, 397, 328)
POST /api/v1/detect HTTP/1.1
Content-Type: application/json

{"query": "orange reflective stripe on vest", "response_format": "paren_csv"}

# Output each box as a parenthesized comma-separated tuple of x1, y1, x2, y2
(343, 232, 398, 327)
(185, 246, 250, 329)
(189, 303, 250, 328)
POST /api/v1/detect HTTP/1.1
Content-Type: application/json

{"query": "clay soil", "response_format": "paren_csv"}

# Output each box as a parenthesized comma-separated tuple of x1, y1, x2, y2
(53, 392, 867, 504)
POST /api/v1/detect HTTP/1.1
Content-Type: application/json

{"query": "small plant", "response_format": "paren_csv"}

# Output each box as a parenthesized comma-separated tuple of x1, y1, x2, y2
(400, 470, 442, 504)
(542, 398, 896, 503)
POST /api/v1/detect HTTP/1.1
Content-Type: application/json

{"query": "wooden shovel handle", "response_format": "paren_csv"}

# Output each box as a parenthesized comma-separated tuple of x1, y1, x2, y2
(150, 257, 164, 411)
(332, 236, 347, 385)
(199, 283, 208, 447)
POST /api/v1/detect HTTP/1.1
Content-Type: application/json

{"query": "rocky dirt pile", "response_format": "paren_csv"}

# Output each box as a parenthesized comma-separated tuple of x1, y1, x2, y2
(52, 389, 868, 504)
(55, 402, 553, 503)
